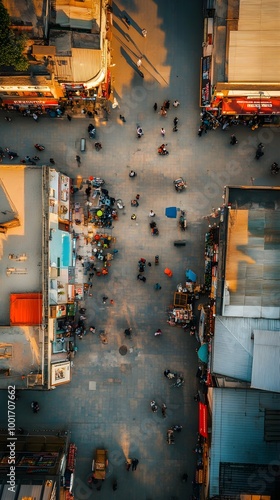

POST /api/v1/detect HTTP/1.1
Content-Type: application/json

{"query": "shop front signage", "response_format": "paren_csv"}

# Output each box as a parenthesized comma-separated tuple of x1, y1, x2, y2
(200, 56, 211, 107)
(199, 402, 208, 437)
(222, 97, 280, 115)
(2, 98, 58, 106)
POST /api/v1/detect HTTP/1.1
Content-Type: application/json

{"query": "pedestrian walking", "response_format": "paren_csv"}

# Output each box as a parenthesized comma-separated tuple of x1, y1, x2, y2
(161, 127, 165, 137)
(153, 102, 158, 112)
(76, 155, 81, 165)
(129, 170, 137, 177)
(154, 283, 162, 290)
(230, 134, 238, 145)
(132, 458, 139, 470)
(131, 214, 137, 220)
(5, 116, 12, 122)
(112, 479, 118, 491)
(136, 194, 140, 200)
(174, 117, 178, 126)
(89, 326, 96, 334)
(67, 114, 72, 121)
(110, 299, 115, 305)
(149, 210, 155, 217)
(198, 126, 203, 137)
(142, 28, 147, 37)
(126, 458, 132, 471)
(162, 403, 167, 418)
(137, 274, 146, 282)
(154, 329, 162, 336)
(49, 158, 55, 164)
(131, 199, 139, 207)
(102, 296, 108, 304)
(136, 57, 142, 68)
(173, 100, 180, 107)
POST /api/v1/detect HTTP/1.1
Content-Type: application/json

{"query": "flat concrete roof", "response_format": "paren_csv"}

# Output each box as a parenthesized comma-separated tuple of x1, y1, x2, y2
(0, 166, 43, 326)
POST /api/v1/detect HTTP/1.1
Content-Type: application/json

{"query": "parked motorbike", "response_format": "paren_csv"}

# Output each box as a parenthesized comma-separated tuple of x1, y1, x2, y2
(166, 429, 175, 445)
(174, 177, 187, 192)
(158, 144, 169, 155)
(90, 177, 105, 187)
(255, 143, 264, 159)
(164, 369, 177, 379)
(5, 148, 18, 159)
(179, 210, 187, 231)
(271, 162, 279, 175)
(34, 144, 45, 151)
(171, 375, 184, 388)
(31, 401, 40, 413)
(150, 400, 158, 413)
(116, 199, 125, 210)
(171, 424, 183, 432)
(88, 124, 96, 138)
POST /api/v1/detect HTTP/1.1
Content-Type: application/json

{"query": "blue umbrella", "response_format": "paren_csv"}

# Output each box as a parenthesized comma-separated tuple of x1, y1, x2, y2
(198, 344, 209, 363)
(165, 207, 177, 218)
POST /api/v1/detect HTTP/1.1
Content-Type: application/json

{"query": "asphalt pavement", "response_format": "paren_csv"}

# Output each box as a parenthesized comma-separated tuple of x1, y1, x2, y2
(1, 0, 280, 499)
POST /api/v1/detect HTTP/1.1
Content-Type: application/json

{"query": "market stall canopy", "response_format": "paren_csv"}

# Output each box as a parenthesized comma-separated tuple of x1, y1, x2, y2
(198, 343, 209, 363)
(165, 207, 177, 218)
(186, 269, 197, 282)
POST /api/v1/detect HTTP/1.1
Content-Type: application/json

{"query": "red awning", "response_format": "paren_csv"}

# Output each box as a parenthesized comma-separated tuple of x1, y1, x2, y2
(10, 293, 42, 325)
(222, 97, 280, 115)
(199, 402, 208, 438)
(2, 98, 59, 107)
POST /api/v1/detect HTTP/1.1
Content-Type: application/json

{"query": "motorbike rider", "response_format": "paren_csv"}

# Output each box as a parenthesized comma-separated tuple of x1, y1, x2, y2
(137, 125, 143, 138)
(271, 162, 279, 175)
(255, 143, 264, 159)
(150, 400, 158, 412)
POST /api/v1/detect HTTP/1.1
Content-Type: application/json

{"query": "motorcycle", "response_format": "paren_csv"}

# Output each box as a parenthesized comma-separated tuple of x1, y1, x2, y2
(171, 425, 183, 432)
(171, 375, 184, 388)
(34, 144, 45, 151)
(88, 124, 96, 138)
(116, 199, 125, 210)
(255, 143, 264, 159)
(179, 210, 187, 231)
(136, 124, 144, 138)
(90, 177, 105, 187)
(155, 255, 159, 265)
(5, 148, 18, 159)
(271, 162, 279, 175)
(150, 400, 158, 413)
(158, 144, 169, 155)
(150, 222, 159, 236)
(164, 369, 177, 379)
(174, 177, 187, 192)
(166, 429, 175, 445)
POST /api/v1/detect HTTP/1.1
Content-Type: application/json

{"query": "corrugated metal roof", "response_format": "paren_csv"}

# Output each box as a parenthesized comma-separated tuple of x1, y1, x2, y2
(212, 316, 280, 381)
(251, 330, 280, 392)
(71, 48, 102, 83)
(228, 0, 280, 82)
(210, 388, 280, 496)
(224, 207, 280, 318)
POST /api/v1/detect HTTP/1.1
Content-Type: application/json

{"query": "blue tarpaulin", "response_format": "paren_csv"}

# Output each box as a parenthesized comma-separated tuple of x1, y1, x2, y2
(165, 207, 177, 218)
(186, 269, 197, 282)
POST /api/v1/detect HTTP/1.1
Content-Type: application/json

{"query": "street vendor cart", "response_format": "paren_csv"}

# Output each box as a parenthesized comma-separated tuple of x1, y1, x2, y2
(92, 449, 108, 480)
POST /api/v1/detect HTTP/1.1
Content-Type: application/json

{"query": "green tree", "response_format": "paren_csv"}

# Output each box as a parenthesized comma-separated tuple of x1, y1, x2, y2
(0, 1, 28, 71)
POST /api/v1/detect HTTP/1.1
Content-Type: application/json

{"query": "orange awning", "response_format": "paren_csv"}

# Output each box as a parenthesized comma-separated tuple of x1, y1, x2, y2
(199, 402, 208, 438)
(10, 293, 42, 326)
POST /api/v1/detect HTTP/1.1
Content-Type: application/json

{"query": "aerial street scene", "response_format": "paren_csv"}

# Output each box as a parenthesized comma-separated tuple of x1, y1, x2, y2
(0, 0, 280, 499)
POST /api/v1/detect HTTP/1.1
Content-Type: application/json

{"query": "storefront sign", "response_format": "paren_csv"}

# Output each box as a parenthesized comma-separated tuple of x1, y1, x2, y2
(199, 402, 208, 437)
(222, 97, 280, 115)
(200, 56, 211, 107)
(51, 361, 71, 386)
(1, 98, 58, 106)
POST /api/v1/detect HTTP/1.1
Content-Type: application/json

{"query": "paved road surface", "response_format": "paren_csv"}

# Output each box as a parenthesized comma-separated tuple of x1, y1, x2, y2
(0, 0, 280, 499)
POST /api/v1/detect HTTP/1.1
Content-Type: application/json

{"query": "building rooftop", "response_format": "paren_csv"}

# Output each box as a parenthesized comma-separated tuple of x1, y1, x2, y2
(223, 187, 280, 318)
(228, 0, 280, 82)
(212, 316, 280, 389)
(210, 388, 280, 497)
